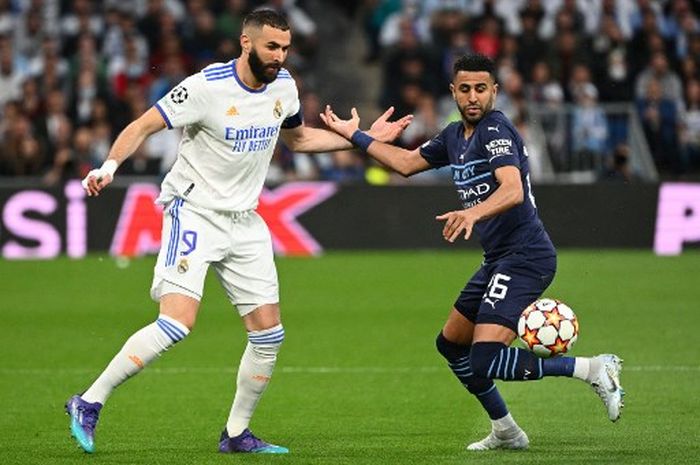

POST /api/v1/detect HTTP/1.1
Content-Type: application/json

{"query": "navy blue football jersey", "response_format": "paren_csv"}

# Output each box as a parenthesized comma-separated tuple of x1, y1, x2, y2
(420, 110, 555, 261)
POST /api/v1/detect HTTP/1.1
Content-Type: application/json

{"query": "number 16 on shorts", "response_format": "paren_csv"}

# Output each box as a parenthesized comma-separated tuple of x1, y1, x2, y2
(485, 273, 511, 301)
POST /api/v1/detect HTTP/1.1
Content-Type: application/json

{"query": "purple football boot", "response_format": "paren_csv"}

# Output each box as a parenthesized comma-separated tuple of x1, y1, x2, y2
(219, 428, 289, 454)
(65, 394, 102, 453)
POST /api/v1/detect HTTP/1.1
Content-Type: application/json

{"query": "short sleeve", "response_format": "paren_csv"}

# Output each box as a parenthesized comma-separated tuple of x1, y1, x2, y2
(419, 128, 450, 167)
(482, 125, 521, 171)
(280, 81, 302, 129)
(154, 74, 208, 129)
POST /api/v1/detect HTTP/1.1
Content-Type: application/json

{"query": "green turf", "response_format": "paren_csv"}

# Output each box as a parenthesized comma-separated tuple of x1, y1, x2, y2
(1, 250, 699, 464)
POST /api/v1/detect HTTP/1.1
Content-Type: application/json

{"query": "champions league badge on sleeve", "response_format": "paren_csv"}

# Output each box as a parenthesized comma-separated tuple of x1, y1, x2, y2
(170, 86, 189, 104)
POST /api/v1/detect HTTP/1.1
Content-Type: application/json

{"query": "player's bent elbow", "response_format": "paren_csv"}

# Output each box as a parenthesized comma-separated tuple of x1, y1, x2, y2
(507, 183, 524, 206)
(396, 160, 424, 177)
(396, 165, 414, 177)
(513, 189, 524, 205)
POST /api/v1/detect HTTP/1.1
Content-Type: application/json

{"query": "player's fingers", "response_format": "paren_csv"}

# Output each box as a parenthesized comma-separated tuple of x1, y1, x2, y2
(97, 176, 111, 190)
(448, 221, 464, 243)
(90, 179, 102, 196)
(86, 176, 99, 196)
(378, 106, 394, 121)
(81, 177, 92, 195)
(442, 214, 457, 237)
(350, 107, 360, 122)
(435, 212, 451, 221)
(463, 224, 472, 241)
(398, 115, 413, 127)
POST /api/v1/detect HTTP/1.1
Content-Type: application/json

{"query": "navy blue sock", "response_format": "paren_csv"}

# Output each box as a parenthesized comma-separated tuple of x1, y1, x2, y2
(471, 342, 578, 380)
(471, 342, 544, 381)
(436, 333, 508, 420)
(542, 356, 575, 376)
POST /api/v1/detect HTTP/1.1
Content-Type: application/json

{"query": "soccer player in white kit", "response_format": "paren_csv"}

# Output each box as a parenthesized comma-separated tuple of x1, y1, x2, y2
(65, 9, 411, 455)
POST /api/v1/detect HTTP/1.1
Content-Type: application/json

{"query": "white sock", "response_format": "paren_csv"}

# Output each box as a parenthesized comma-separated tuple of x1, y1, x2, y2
(573, 357, 591, 381)
(226, 325, 284, 437)
(81, 315, 189, 404)
(491, 412, 518, 433)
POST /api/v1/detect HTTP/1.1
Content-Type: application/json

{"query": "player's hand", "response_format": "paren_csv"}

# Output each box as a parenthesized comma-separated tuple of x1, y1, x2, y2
(435, 209, 477, 243)
(366, 106, 413, 143)
(320, 105, 359, 139)
(81, 168, 114, 197)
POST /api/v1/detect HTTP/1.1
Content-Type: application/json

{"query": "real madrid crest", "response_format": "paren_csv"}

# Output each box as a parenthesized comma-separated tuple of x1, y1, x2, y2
(273, 99, 283, 119)
(177, 258, 189, 274)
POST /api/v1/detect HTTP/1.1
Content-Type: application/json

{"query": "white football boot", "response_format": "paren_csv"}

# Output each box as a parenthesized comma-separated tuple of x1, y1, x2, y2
(467, 427, 529, 451)
(587, 354, 625, 421)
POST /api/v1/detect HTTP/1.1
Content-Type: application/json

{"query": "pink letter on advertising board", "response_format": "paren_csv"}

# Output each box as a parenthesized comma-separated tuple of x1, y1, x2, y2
(654, 183, 700, 255)
(2, 191, 60, 259)
(110, 184, 163, 257)
(257, 182, 337, 256)
(65, 180, 86, 258)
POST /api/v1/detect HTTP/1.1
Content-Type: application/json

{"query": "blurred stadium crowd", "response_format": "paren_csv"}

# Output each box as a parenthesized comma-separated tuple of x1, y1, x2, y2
(365, 0, 700, 181)
(0, 0, 323, 183)
(0, 0, 699, 185)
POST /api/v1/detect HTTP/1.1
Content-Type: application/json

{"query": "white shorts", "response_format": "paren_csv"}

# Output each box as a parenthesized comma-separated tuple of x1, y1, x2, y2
(150, 198, 279, 316)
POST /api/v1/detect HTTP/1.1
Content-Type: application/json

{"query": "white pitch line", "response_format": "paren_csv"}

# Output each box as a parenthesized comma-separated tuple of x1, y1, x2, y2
(0, 365, 698, 376)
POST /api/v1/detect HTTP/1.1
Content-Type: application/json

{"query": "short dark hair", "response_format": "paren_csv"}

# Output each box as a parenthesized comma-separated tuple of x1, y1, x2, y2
(453, 54, 496, 80)
(243, 9, 290, 32)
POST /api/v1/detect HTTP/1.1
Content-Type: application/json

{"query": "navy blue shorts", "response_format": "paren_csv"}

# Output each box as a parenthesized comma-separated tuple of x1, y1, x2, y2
(454, 254, 557, 332)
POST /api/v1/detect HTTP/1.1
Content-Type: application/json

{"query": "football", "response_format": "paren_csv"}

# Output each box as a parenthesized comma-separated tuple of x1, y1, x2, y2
(517, 298, 579, 358)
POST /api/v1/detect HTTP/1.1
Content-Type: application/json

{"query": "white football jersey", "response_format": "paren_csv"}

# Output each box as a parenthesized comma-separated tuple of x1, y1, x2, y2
(154, 59, 301, 211)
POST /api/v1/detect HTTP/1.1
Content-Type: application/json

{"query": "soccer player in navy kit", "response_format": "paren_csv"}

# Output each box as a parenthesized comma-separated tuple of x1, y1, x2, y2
(322, 54, 625, 450)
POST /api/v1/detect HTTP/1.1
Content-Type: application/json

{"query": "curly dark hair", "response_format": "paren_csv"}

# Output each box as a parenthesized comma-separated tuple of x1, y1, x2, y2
(453, 54, 496, 81)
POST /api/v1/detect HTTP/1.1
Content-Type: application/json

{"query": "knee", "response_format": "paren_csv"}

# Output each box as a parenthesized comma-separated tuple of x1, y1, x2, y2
(436, 331, 469, 361)
(470, 341, 506, 378)
(159, 294, 200, 330)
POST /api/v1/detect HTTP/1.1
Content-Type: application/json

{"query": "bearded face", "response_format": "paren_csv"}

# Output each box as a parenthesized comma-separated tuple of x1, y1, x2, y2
(247, 46, 281, 84)
(450, 71, 497, 127)
(457, 89, 495, 125)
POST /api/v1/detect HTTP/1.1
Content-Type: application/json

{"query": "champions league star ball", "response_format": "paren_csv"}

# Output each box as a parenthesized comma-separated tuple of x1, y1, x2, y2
(517, 298, 579, 358)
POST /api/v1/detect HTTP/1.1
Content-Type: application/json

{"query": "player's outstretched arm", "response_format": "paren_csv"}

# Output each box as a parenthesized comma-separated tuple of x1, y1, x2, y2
(82, 107, 166, 197)
(321, 105, 430, 177)
(279, 106, 411, 154)
(436, 165, 524, 242)
(280, 122, 355, 153)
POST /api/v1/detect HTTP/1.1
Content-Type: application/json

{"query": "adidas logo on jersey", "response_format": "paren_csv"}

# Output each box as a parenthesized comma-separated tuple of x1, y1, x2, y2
(226, 106, 239, 116)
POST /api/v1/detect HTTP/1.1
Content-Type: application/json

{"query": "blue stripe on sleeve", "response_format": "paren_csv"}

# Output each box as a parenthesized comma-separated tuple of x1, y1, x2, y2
(154, 102, 173, 129)
(205, 73, 235, 81)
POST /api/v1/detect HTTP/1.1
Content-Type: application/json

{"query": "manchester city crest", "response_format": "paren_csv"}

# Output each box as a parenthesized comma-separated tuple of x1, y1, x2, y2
(273, 99, 283, 118)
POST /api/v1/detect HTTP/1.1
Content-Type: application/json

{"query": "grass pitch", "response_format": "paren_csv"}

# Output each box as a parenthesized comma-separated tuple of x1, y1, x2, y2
(1, 250, 699, 464)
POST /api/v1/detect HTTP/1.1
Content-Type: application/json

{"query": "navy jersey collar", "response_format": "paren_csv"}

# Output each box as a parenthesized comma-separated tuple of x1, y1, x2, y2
(232, 59, 268, 93)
